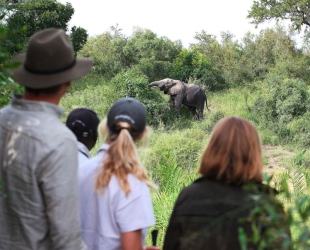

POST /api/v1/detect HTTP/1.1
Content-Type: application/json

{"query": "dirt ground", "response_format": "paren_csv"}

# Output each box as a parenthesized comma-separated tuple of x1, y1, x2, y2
(262, 145, 296, 174)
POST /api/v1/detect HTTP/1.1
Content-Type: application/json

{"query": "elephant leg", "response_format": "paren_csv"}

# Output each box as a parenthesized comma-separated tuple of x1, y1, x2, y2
(198, 108, 204, 120)
(174, 95, 183, 116)
(169, 95, 176, 109)
(188, 106, 198, 119)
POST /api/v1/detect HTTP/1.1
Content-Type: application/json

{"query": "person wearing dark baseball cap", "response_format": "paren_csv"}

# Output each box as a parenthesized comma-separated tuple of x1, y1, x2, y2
(66, 108, 100, 164)
(0, 28, 92, 250)
(78, 98, 160, 250)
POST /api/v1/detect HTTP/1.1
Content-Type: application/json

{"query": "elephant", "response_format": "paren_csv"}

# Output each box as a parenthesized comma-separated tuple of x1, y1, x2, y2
(148, 78, 210, 120)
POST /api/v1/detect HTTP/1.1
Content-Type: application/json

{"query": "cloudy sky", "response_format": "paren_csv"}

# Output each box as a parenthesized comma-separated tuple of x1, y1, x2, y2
(59, 0, 295, 47)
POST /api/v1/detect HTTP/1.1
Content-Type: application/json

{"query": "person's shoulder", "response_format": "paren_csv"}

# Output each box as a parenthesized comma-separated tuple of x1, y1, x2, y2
(105, 173, 150, 201)
(78, 151, 89, 165)
(0, 104, 12, 119)
(127, 173, 149, 190)
(178, 177, 246, 201)
(79, 153, 101, 169)
(181, 176, 219, 193)
(78, 153, 102, 178)
(0, 105, 9, 114)
(42, 116, 76, 143)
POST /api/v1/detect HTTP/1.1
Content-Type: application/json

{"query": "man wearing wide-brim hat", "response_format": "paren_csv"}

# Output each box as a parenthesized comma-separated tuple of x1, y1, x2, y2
(0, 28, 92, 250)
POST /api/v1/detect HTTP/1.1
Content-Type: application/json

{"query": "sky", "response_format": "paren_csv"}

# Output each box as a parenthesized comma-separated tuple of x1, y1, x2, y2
(58, 0, 297, 48)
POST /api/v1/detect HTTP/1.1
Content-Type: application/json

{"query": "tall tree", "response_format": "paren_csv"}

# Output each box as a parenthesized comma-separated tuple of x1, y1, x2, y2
(4, 0, 74, 55)
(193, 30, 243, 86)
(248, 0, 310, 31)
(78, 30, 123, 78)
(69, 26, 88, 56)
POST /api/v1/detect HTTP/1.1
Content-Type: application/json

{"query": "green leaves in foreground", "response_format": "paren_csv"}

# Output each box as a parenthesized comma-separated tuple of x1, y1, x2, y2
(239, 155, 310, 249)
(0, 6, 23, 107)
(238, 180, 291, 250)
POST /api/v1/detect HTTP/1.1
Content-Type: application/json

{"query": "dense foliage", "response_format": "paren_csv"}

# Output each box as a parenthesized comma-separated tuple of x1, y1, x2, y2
(0, 4, 23, 106)
(193, 27, 310, 87)
(250, 74, 310, 148)
(172, 48, 225, 90)
(0, 0, 87, 56)
(78, 27, 182, 82)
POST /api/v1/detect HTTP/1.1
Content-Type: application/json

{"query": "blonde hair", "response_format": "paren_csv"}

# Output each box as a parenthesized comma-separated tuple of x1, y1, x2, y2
(95, 120, 156, 195)
(199, 116, 263, 185)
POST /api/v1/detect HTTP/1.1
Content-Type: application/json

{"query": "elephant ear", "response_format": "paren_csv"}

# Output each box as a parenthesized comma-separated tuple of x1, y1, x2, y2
(166, 82, 175, 88)
(168, 83, 182, 95)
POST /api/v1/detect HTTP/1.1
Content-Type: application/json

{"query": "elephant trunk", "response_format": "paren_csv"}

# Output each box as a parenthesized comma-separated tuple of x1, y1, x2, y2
(149, 81, 164, 88)
(149, 81, 160, 87)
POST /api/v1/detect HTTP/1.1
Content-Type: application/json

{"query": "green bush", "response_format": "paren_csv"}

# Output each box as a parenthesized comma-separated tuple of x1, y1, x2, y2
(135, 58, 173, 83)
(252, 75, 310, 122)
(172, 48, 226, 91)
(109, 67, 173, 126)
(78, 33, 123, 79)
(287, 112, 310, 148)
(250, 74, 310, 147)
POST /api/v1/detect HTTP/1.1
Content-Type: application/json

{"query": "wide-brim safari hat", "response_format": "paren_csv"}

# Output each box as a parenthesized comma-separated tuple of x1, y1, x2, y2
(11, 28, 93, 89)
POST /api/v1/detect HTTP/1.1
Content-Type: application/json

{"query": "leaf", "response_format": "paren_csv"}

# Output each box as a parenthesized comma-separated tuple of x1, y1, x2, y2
(4, 61, 22, 69)
(238, 227, 248, 250)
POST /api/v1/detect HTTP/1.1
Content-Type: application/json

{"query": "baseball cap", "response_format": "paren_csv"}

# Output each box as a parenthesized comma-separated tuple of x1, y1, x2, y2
(107, 98, 146, 134)
(66, 108, 100, 138)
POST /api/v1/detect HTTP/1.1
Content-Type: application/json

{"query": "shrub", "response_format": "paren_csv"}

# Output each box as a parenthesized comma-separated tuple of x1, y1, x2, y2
(172, 48, 226, 91)
(253, 75, 309, 122)
(78, 33, 123, 79)
(135, 58, 173, 83)
(250, 74, 310, 148)
(109, 67, 171, 126)
(287, 112, 310, 148)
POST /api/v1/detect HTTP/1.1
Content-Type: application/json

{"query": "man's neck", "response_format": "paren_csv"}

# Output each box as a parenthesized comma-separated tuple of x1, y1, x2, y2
(22, 82, 70, 105)
(23, 93, 61, 105)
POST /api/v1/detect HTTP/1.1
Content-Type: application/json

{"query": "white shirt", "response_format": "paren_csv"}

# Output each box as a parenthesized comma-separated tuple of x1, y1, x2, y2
(77, 141, 91, 165)
(78, 144, 155, 250)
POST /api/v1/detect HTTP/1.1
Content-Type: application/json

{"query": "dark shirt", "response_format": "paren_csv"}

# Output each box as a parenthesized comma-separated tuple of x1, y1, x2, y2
(163, 176, 287, 250)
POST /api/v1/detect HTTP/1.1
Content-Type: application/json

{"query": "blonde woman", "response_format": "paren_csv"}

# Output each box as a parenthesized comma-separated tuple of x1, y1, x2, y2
(163, 116, 288, 250)
(78, 98, 159, 250)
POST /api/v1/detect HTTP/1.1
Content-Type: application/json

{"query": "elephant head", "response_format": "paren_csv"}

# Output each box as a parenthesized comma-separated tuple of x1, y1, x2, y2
(148, 78, 184, 95)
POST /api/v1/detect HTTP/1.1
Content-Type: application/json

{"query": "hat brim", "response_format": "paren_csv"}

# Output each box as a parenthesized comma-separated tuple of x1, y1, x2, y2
(11, 53, 93, 88)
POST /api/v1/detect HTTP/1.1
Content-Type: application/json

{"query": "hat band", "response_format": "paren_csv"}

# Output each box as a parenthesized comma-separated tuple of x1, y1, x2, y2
(24, 59, 76, 74)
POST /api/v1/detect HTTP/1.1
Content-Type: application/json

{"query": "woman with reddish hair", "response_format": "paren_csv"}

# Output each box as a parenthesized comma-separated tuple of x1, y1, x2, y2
(163, 116, 288, 250)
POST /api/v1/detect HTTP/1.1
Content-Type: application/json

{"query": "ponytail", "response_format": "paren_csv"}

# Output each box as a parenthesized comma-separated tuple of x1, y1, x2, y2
(95, 121, 156, 195)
